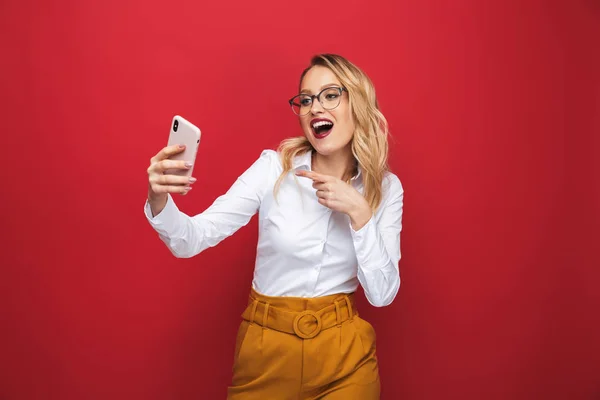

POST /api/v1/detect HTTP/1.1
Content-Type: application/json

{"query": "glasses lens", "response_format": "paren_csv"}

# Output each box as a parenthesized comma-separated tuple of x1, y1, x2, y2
(291, 95, 312, 115)
(320, 88, 342, 110)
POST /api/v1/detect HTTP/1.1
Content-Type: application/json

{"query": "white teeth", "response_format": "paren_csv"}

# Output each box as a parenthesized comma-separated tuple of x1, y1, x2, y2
(312, 120, 333, 129)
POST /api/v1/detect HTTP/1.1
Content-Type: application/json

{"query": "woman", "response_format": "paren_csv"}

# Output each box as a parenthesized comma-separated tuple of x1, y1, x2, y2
(145, 54, 404, 399)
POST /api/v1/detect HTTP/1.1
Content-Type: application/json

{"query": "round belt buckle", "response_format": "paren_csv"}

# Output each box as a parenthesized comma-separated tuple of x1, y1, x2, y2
(293, 310, 322, 339)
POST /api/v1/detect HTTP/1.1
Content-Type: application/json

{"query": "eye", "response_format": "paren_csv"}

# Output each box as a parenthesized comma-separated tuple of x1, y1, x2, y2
(325, 93, 339, 100)
(300, 97, 312, 106)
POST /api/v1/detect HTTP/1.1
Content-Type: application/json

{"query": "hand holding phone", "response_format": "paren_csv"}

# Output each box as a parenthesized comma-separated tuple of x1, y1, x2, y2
(147, 116, 201, 206)
(165, 115, 201, 177)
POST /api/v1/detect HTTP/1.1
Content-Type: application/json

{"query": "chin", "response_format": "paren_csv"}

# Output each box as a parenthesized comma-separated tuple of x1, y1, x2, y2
(303, 128, 352, 156)
(310, 141, 345, 156)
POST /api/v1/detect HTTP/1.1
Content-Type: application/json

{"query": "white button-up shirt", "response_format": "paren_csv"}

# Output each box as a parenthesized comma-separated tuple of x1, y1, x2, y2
(144, 149, 404, 307)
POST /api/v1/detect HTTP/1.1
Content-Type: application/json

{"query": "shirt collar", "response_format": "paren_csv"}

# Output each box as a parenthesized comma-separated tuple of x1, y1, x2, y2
(292, 150, 363, 182)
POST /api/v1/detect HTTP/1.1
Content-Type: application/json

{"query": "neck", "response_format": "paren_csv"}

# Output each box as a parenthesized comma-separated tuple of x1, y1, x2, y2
(311, 146, 356, 182)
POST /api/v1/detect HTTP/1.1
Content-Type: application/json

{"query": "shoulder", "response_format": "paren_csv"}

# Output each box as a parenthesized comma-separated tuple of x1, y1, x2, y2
(256, 149, 280, 161)
(381, 171, 404, 202)
(383, 171, 403, 192)
(259, 149, 278, 159)
(248, 149, 283, 177)
(252, 149, 278, 165)
(237, 150, 283, 193)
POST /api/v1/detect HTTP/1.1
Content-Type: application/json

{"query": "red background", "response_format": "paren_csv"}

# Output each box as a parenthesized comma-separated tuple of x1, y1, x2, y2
(1, 0, 598, 399)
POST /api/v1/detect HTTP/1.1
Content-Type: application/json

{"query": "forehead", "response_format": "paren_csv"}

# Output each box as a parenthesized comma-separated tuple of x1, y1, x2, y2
(300, 66, 341, 93)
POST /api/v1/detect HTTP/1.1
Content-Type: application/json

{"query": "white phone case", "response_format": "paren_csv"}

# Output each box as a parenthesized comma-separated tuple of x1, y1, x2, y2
(165, 115, 201, 177)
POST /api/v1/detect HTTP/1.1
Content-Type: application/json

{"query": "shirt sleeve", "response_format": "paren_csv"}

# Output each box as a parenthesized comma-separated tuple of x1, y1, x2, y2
(350, 174, 404, 307)
(144, 149, 277, 258)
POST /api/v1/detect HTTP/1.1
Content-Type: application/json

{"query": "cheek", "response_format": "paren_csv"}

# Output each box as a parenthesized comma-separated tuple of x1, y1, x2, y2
(300, 118, 314, 140)
(348, 120, 356, 137)
(300, 116, 311, 129)
(335, 111, 355, 138)
(336, 104, 353, 126)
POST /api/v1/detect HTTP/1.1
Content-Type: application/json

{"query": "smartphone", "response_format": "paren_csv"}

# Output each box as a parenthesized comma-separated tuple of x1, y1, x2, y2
(165, 115, 201, 177)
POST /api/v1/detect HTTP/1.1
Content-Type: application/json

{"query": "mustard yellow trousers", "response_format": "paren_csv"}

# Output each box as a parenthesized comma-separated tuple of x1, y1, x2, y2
(227, 288, 380, 399)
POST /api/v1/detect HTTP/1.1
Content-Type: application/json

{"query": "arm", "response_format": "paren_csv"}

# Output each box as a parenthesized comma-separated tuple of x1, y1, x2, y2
(350, 175, 404, 307)
(144, 150, 276, 258)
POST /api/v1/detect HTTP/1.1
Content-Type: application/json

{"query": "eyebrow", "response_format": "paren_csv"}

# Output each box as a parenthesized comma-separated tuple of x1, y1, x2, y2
(300, 83, 341, 94)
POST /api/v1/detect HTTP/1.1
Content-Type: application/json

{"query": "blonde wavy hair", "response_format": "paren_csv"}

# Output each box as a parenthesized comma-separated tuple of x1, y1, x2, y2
(274, 54, 390, 211)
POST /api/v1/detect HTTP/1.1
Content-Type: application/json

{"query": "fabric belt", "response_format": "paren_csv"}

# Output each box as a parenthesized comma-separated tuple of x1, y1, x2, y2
(241, 292, 357, 339)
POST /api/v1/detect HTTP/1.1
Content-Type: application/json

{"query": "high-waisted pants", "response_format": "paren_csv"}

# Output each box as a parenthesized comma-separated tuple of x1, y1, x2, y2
(227, 287, 380, 399)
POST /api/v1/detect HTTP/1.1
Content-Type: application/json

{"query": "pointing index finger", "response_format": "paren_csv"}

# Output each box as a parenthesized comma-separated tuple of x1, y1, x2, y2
(295, 170, 330, 182)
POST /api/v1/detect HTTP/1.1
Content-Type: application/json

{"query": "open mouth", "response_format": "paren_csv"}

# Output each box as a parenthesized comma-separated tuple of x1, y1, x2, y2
(311, 119, 334, 139)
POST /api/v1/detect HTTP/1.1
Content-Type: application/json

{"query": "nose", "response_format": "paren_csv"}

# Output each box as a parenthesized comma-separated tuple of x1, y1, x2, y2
(310, 98, 325, 114)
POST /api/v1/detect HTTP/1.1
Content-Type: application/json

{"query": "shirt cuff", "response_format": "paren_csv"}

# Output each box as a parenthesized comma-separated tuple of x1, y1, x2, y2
(144, 194, 183, 236)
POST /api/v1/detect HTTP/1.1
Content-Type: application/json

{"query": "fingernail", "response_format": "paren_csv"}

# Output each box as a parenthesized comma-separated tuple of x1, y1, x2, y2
(179, 144, 186, 148)
(189, 177, 197, 183)
(185, 162, 193, 168)
(185, 186, 192, 191)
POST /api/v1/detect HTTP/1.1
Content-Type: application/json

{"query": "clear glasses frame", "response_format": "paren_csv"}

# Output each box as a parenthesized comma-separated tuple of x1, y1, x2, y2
(288, 87, 347, 116)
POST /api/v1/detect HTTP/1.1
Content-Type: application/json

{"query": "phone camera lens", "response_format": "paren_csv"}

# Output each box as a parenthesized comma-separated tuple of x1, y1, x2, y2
(173, 119, 179, 132)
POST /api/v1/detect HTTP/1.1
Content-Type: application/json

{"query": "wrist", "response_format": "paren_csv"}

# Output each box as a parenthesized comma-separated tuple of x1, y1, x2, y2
(349, 202, 372, 231)
(147, 191, 167, 203)
(147, 184, 166, 202)
(147, 186, 168, 217)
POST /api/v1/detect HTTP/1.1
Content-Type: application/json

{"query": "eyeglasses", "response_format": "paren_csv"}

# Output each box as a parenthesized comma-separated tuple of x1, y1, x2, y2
(288, 87, 347, 116)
